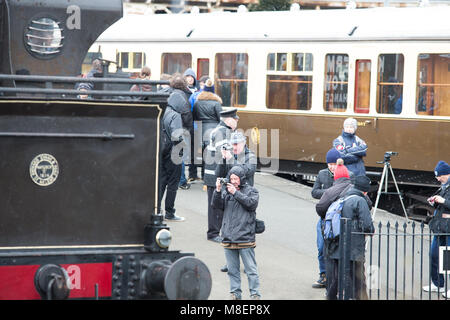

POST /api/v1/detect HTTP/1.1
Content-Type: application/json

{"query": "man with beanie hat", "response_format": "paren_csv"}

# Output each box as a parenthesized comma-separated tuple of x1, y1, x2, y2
(326, 175, 374, 300)
(422, 160, 450, 297)
(333, 117, 368, 176)
(311, 149, 349, 288)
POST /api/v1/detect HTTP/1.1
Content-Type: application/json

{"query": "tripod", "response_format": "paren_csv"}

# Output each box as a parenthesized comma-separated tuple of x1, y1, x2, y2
(372, 156, 410, 221)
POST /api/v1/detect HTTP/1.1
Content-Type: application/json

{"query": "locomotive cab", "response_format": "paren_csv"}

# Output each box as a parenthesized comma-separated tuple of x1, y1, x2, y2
(0, 0, 211, 300)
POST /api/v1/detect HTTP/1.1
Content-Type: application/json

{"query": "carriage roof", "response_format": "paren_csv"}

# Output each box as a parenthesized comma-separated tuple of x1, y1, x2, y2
(97, 6, 450, 43)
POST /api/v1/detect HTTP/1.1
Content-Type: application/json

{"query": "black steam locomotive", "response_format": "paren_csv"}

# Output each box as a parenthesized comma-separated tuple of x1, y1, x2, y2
(0, 0, 211, 299)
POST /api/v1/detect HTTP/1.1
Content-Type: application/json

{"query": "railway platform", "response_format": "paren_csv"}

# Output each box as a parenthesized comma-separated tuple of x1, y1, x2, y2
(167, 171, 416, 300)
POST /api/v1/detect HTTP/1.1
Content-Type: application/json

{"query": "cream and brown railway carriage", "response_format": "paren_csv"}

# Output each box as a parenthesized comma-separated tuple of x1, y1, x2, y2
(91, 6, 450, 218)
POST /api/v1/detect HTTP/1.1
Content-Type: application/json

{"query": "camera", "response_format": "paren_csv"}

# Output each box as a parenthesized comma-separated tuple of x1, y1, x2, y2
(384, 151, 398, 162)
(222, 143, 232, 152)
(219, 177, 229, 185)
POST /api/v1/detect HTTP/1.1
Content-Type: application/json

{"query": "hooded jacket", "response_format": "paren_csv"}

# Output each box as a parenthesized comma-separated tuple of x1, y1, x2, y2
(211, 166, 259, 245)
(160, 88, 192, 156)
(183, 68, 198, 94)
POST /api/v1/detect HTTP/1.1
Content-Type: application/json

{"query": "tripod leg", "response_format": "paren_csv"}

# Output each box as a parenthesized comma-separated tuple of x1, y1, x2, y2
(388, 164, 410, 220)
(372, 163, 388, 221)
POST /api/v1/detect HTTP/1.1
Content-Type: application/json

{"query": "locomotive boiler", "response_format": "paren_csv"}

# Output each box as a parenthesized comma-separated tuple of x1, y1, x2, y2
(0, 0, 211, 300)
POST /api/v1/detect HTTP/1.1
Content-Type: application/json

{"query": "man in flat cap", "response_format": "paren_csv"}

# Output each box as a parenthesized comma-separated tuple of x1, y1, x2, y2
(216, 131, 257, 187)
(203, 108, 239, 243)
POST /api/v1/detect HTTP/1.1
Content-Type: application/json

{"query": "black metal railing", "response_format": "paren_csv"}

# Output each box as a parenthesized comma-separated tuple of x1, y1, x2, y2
(336, 218, 450, 300)
(0, 74, 170, 99)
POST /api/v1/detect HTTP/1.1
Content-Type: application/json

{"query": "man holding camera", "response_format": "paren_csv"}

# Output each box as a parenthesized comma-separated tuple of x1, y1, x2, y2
(203, 108, 239, 242)
(212, 165, 261, 300)
(423, 160, 450, 298)
(215, 131, 257, 187)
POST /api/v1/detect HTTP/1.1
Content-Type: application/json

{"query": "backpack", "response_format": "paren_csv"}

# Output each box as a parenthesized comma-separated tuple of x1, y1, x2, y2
(322, 195, 358, 241)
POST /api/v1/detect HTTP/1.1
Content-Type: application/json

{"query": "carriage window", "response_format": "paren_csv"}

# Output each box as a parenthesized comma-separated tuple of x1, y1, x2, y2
(161, 53, 192, 75)
(416, 54, 450, 116)
(215, 53, 248, 107)
(324, 54, 349, 111)
(376, 54, 404, 114)
(117, 52, 146, 71)
(266, 52, 313, 110)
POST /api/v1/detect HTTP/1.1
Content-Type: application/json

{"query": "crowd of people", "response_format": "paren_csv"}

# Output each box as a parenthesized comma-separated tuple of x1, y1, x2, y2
(78, 61, 450, 300)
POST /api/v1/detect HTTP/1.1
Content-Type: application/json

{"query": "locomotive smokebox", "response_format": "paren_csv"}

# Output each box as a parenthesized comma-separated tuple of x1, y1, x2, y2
(1, 0, 122, 76)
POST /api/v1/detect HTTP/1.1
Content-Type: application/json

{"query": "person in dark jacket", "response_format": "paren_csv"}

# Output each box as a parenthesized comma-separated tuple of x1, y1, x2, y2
(157, 74, 192, 222)
(333, 117, 367, 176)
(422, 160, 450, 297)
(212, 166, 261, 300)
(310, 147, 342, 288)
(314, 159, 352, 291)
(326, 175, 375, 300)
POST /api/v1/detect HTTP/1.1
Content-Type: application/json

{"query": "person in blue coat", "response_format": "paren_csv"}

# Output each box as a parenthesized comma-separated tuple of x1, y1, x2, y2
(333, 117, 367, 176)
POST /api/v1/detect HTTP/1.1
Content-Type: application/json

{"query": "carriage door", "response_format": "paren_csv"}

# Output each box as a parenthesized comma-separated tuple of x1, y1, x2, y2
(197, 58, 210, 81)
(354, 59, 371, 114)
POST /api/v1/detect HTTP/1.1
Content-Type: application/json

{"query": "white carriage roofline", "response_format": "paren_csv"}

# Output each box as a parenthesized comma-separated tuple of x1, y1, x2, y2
(97, 6, 450, 43)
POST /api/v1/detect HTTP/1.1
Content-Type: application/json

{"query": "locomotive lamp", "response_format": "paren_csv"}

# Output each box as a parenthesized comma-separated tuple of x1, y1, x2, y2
(155, 229, 172, 249)
(144, 213, 171, 252)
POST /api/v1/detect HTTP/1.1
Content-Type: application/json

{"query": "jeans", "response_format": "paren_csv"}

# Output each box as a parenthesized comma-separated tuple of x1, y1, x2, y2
(317, 219, 326, 274)
(224, 247, 261, 299)
(430, 235, 450, 287)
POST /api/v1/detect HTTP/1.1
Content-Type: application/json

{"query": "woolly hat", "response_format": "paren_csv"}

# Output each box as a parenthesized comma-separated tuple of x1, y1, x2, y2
(326, 148, 341, 164)
(434, 160, 450, 177)
(354, 175, 371, 192)
(343, 117, 358, 130)
(334, 159, 350, 180)
(204, 78, 215, 93)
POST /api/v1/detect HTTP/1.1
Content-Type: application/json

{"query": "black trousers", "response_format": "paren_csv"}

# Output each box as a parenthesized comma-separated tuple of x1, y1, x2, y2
(326, 258, 368, 300)
(188, 127, 198, 179)
(158, 152, 182, 214)
(207, 186, 223, 239)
